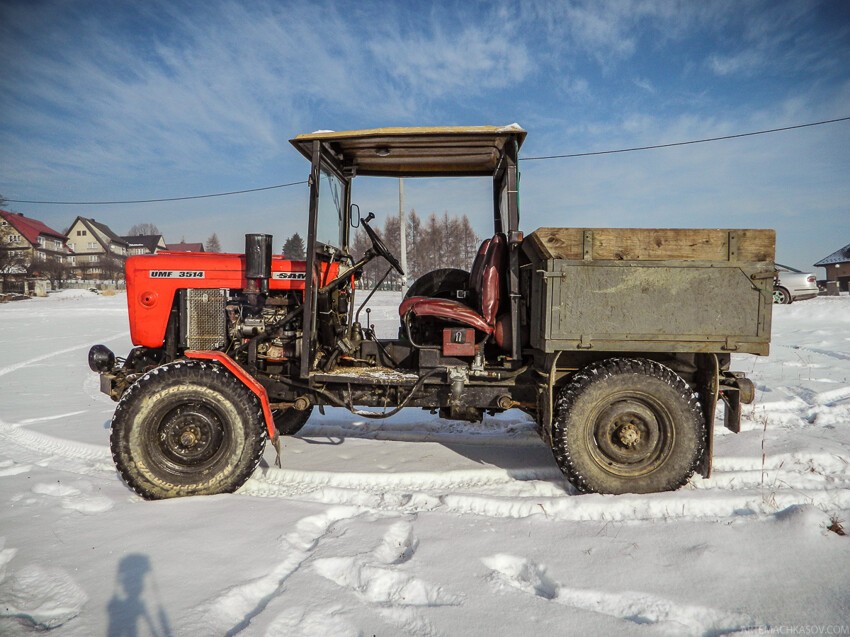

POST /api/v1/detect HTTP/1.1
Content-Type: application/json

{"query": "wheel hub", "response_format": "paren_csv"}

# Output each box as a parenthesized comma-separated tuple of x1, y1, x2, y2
(616, 422, 641, 447)
(591, 398, 669, 476)
(157, 404, 225, 468)
(179, 427, 200, 448)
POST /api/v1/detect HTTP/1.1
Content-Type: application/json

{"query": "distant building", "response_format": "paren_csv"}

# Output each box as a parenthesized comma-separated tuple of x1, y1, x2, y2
(122, 234, 167, 256)
(1, 209, 72, 267)
(164, 242, 205, 252)
(814, 242, 850, 292)
(65, 216, 130, 280)
(0, 210, 73, 293)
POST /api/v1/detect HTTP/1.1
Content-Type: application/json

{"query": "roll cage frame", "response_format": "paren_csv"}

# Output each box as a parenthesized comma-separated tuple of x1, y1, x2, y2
(292, 126, 527, 380)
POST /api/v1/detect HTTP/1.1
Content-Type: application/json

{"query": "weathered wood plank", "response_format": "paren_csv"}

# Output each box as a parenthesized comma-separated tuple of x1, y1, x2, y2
(525, 228, 775, 262)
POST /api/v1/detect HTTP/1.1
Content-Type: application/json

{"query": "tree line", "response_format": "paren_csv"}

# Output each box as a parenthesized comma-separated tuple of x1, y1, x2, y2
(352, 210, 479, 287)
(278, 212, 480, 288)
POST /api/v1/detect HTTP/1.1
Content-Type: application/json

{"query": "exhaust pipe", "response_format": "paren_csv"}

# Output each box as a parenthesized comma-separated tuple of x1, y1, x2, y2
(245, 234, 273, 297)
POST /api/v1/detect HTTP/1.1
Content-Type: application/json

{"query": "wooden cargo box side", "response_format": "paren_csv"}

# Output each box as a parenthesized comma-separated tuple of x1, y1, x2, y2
(522, 228, 775, 355)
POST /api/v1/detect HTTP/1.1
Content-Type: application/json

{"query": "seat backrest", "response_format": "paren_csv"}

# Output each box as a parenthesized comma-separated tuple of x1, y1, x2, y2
(478, 234, 505, 326)
(469, 238, 491, 295)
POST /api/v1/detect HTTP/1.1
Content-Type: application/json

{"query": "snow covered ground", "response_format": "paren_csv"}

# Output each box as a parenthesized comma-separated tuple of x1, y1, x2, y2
(0, 289, 848, 636)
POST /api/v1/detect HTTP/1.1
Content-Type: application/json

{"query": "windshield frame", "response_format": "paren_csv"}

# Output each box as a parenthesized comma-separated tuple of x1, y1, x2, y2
(301, 140, 351, 378)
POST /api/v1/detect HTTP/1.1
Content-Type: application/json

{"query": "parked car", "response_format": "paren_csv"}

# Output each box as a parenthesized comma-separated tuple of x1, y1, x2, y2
(774, 264, 818, 304)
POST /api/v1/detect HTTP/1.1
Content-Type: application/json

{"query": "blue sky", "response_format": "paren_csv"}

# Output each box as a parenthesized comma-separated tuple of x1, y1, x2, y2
(1, 0, 848, 271)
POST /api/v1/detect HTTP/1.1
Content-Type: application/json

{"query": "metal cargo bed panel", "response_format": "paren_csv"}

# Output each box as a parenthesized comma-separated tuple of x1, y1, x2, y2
(523, 228, 775, 356)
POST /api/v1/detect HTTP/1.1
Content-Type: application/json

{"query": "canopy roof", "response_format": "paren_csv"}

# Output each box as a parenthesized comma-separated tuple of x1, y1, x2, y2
(289, 125, 526, 177)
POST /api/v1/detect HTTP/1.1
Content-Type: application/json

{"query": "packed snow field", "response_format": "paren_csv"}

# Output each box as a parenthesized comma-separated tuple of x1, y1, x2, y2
(0, 289, 848, 636)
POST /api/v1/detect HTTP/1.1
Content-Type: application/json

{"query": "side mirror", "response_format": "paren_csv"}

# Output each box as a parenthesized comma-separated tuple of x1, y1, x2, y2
(350, 203, 361, 228)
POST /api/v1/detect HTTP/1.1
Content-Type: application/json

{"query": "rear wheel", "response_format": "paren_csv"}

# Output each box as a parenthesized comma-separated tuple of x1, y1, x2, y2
(773, 287, 792, 304)
(552, 358, 705, 494)
(272, 405, 314, 436)
(110, 360, 266, 500)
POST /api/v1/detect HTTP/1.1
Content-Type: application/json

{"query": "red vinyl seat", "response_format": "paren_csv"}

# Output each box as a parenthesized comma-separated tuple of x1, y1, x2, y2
(398, 237, 490, 318)
(400, 234, 505, 337)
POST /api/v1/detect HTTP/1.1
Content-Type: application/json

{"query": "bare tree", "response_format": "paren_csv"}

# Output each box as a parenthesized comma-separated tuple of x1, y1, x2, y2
(456, 214, 479, 267)
(127, 223, 161, 236)
(0, 247, 25, 292)
(0, 193, 7, 208)
(351, 228, 382, 288)
(406, 209, 421, 279)
(103, 255, 125, 282)
(29, 255, 67, 289)
(351, 210, 479, 288)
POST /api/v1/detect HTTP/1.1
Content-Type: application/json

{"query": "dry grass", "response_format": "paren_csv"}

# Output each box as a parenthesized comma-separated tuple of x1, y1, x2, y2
(827, 515, 846, 536)
(101, 287, 117, 297)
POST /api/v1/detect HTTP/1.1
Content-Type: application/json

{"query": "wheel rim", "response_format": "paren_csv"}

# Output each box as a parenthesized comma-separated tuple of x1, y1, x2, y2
(587, 393, 673, 477)
(773, 288, 789, 304)
(154, 403, 227, 472)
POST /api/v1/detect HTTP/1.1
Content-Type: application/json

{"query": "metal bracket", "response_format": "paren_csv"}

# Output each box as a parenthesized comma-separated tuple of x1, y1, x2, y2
(577, 334, 593, 349)
(583, 230, 594, 261)
(727, 231, 739, 261)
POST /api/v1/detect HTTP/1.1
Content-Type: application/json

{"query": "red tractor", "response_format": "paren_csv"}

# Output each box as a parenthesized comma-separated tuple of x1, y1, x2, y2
(90, 125, 774, 499)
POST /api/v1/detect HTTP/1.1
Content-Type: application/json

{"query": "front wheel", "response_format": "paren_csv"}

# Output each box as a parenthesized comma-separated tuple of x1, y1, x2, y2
(110, 360, 266, 500)
(552, 358, 705, 495)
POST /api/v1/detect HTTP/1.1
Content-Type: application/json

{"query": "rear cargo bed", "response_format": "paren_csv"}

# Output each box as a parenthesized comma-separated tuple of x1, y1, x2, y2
(522, 228, 775, 355)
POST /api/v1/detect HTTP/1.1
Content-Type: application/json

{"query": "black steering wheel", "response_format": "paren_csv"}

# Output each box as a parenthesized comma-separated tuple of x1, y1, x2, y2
(361, 212, 404, 275)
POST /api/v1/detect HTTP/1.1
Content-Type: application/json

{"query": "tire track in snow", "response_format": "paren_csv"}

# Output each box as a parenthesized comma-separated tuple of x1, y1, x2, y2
(482, 554, 761, 636)
(774, 343, 850, 363)
(3, 413, 848, 522)
(0, 420, 113, 477)
(0, 330, 128, 378)
(240, 459, 850, 522)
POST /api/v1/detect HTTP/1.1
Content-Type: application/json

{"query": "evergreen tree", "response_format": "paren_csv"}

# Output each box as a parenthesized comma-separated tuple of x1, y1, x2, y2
(205, 233, 222, 253)
(282, 233, 306, 259)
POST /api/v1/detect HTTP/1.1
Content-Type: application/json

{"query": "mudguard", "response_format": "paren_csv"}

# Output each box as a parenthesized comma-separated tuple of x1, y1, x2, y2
(183, 350, 276, 440)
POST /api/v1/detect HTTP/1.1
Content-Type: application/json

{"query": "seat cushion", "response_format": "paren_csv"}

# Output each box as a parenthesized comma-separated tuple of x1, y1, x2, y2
(401, 298, 493, 334)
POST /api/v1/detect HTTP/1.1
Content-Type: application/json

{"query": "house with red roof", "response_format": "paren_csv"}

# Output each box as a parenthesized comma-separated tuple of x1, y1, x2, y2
(65, 216, 130, 280)
(1, 209, 73, 292)
(1, 209, 72, 267)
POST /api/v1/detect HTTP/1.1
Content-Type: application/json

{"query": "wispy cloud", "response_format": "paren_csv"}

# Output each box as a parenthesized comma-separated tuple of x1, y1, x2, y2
(0, 0, 847, 268)
(0, 0, 534, 196)
(706, 1, 849, 78)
